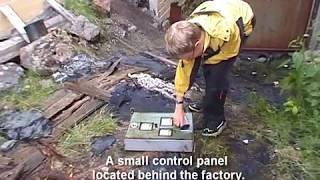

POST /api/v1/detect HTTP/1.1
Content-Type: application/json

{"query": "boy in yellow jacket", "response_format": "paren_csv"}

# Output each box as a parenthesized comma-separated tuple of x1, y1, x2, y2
(165, 0, 255, 136)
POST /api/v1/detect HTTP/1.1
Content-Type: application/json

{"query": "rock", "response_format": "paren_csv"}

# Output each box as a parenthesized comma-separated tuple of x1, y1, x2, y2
(68, 15, 101, 41)
(128, 25, 137, 32)
(90, 135, 116, 155)
(0, 63, 24, 92)
(256, 56, 268, 63)
(152, 22, 159, 29)
(93, 0, 111, 15)
(52, 160, 64, 171)
(251, 71, 257, 76)
(0, 140, 17, 152)
(161, 20, 171, 30)
(39, 79, 54, 89)
(104, 18, 113, 25)
(0, 110, 52, 140)
(20, 33, 74, 76)
(141, 7, 148, 13)
(242, 139, 249, 145)
(0, 136, 6, 145)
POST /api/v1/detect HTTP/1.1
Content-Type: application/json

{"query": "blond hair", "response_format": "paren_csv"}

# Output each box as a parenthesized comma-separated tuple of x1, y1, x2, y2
(165, 21, 201, 57)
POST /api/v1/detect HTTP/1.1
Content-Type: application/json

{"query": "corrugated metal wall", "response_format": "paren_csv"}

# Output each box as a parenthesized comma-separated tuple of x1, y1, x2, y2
(244, 0, 315, 51)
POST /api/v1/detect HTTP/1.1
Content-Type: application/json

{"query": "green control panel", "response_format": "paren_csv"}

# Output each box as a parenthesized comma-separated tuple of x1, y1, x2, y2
(124, 112, 194, 152)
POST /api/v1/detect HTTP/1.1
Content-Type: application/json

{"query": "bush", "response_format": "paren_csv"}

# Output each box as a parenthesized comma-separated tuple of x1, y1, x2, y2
(251, 51, 320, 179)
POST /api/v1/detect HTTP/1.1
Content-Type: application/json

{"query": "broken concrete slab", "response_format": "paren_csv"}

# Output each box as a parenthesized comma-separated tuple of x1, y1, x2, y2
(20, 31, 74, 76)
(68, 15, 101, 41)
(0, 62, 24, 92)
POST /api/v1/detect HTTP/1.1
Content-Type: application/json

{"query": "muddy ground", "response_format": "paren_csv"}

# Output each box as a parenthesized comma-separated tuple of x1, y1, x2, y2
(0, 0, 290, 179)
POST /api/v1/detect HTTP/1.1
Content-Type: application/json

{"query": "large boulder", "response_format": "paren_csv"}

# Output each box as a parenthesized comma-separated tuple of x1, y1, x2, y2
(0, 63, 24, 92)
(20, 31, 74, 76)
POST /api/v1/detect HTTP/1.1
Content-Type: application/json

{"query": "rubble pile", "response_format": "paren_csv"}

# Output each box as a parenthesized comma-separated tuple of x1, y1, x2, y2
(19, 29, 74, 76)
(52, 54, 112, 83)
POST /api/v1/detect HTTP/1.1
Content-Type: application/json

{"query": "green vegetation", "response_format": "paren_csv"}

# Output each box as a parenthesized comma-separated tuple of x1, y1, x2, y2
(58, 111, 118, 156)
(0, 71, 57, 110)
(250, 51, 320, 180)
(64, 0, 102, 23)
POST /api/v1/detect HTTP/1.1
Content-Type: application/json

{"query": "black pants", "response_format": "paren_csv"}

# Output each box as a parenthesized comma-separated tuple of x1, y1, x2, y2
(202, 58, 236, 129)
(197, 16, 254, 129)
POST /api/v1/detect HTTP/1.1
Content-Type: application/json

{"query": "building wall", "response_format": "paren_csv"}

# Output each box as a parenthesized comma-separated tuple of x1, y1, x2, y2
(149, 0, 185, 22)
(310, 2, 320, 50)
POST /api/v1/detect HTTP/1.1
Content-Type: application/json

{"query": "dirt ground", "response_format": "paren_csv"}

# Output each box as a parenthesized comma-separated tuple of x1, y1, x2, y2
(0, 0, 288, 179)
(69, 1, 281, 179)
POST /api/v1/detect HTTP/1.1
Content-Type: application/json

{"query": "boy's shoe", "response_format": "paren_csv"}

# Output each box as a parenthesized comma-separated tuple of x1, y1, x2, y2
(202, 121, 227, 137)
(188, 103, 202, 113)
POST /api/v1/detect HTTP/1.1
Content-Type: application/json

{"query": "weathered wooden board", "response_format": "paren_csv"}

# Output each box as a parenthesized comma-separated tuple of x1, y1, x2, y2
(41, 89, 69, 110)
(41, 65, 147, 140)
(52, 96, 91, 126)
(63, 82, 111, 101)
(0, 5, 30, 42)
(0, 0, 46, 40)
(0, 14, 66, 63)
(43, 92, 83, 119)
(0, 148, 46, 180)
(63, 66, 147, 101)
(53, 98, 105, 138)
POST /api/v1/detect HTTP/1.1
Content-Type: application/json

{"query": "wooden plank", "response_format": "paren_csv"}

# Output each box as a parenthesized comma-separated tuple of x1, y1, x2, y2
(43, 92, 83, 119)
(53, 96, 90, 125)
(46, 0, 76, 23)
(0, 5, 30, 42)
(53, 98, 105, 138)
(62, 58, 122, 100)
(143, 51, 177, 66)
(98, 66, 148, 89)
(64, 65, 147, 101)
(0, 14, 66, 63)
(63, 82, 111, 101)
(0, 36, 25, 63)
(0, 0, 46, 40)
(0, 150, 46, 180)
(41, 89, 69, 111)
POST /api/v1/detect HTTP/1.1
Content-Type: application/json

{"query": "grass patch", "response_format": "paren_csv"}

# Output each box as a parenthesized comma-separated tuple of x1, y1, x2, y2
(248, 51, 320, 180)
(250, 94, 320, 180)
(58, 111, 118, 156)
(196, 132, 229, 158)
(64, 0, 102, 23)
(0, 71, 57, 110)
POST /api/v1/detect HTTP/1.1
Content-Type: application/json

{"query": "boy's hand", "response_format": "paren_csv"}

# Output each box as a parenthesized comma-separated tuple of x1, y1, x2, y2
(174, 104, 185, 127)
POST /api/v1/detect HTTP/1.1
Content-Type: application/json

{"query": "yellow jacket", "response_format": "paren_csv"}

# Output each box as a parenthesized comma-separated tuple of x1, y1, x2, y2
(175, 0, 254, 97)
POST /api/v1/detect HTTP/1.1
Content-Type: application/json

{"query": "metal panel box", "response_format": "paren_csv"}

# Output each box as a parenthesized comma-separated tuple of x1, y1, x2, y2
(124, 112, 193, 152)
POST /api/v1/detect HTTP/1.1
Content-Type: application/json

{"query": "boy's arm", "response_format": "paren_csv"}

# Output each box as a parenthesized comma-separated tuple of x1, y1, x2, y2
(175, 58, 201, 98)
